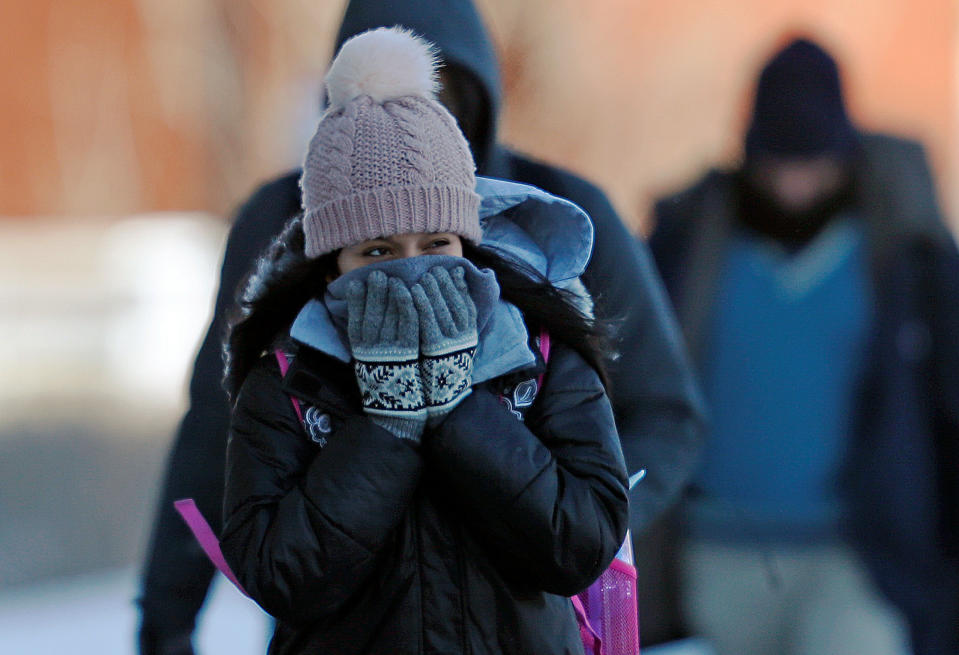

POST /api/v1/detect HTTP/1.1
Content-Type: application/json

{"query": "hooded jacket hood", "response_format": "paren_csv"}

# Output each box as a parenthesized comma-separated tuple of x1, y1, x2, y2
(334, 0, 502, 172)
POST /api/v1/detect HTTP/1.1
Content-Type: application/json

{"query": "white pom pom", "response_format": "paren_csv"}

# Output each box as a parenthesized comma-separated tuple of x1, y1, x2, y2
(325, 27, 440, 110)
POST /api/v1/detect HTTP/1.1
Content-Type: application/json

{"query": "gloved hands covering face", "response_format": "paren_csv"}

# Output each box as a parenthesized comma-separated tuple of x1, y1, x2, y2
(345, 264, 479, 438)
(347, 271, 427, 441)
(411, 266, 478, 423)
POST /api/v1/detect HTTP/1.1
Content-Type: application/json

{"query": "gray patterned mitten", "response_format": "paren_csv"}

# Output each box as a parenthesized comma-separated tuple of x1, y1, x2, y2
(410, 266, 478, 423)
(347, 271, 427, 440)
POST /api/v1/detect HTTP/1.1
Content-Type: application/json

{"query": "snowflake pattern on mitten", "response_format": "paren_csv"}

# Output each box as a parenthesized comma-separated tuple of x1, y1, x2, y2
(354, 359, 425, 415)
(420, 347, 476, 412)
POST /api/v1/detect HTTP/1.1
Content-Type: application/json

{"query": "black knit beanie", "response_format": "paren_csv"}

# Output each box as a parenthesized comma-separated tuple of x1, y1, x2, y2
(745, 38, 858, 159)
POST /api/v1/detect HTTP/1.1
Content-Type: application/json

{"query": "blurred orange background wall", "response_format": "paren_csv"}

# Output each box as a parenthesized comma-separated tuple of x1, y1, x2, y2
(1, 0, 956, 232)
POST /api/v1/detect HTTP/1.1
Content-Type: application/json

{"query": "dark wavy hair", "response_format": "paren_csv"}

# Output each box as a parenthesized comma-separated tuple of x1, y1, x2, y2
(223, 216, 610, 401)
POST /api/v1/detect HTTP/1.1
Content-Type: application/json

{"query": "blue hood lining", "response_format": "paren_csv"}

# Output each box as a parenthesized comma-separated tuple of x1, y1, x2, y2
(476, 176, 594, 287)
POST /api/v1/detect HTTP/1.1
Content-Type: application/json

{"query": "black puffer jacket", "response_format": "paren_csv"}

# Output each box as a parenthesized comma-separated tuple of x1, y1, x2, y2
(139, 1, 701, 649)
(221, 340, 629, 655)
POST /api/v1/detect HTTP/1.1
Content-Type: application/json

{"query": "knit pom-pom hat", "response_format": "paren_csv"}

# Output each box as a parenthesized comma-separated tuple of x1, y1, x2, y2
(300, 27, 482, 259)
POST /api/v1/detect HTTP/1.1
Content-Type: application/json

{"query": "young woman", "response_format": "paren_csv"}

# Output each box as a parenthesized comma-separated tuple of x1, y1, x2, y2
(219, 27, 629, 655)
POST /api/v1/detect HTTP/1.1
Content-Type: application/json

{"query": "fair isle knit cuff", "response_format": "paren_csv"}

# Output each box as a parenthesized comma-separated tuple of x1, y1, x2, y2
(304, 184, 481, 258)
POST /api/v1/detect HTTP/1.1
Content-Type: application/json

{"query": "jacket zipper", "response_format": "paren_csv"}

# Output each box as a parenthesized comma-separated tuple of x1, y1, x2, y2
(454, 523, 471, 655)
(412, 501, 426, 655)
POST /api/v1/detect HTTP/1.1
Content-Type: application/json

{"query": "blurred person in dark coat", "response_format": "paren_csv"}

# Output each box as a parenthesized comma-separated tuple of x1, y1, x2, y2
(137, 1, 705, 653)
(649, 37, 959, 655)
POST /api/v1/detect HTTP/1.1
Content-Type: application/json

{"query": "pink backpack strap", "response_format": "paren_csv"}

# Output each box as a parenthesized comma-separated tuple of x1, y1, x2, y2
(171, 351, 306, 600)
(571, 594, 603, 655)
(275, 349, 304, 423)
(536, 328, 551, 388)
(173, 498, 249, 597)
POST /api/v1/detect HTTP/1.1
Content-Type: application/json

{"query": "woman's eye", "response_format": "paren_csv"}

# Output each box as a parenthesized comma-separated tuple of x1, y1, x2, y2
(428, 239, 450, 249)
(363, 247, 389, 257)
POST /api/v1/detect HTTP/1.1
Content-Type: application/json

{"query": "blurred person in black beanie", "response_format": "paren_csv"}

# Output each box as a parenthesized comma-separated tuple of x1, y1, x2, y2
(136, 1, 705, 653)
(648, 36, 959, 655)
(739, 38, 860, 246)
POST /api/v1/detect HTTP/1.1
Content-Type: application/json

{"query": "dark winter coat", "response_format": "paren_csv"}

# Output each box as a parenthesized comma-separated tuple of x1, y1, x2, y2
(649, 133, 959, 655)
(221, 337, 629, 655)
(138, 0, 703, 648)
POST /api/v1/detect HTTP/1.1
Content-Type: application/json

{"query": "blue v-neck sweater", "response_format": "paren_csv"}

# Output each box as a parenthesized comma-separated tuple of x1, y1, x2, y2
(690, 220, 873, 543)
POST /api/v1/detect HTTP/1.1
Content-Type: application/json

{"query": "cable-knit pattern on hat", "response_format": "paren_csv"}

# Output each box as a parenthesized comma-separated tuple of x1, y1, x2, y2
(422, 100, 477, 188)
(384, 98, 436, 185)
(300, 102, 357, 210)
